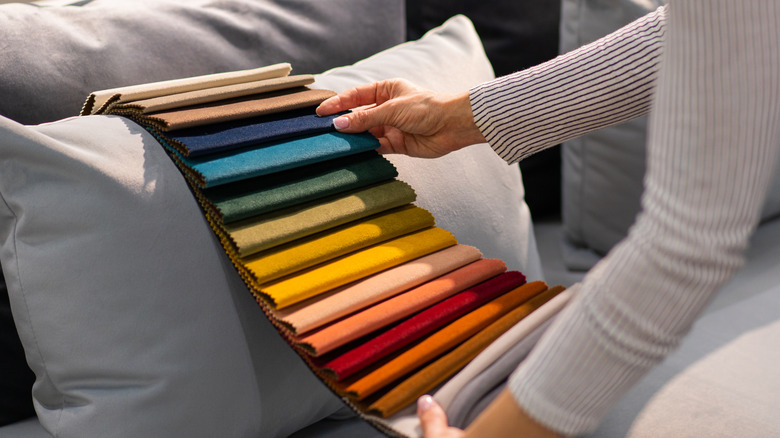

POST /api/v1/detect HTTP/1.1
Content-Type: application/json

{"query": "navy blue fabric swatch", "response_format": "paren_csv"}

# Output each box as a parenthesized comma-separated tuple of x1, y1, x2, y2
(167, 108, 345, 157)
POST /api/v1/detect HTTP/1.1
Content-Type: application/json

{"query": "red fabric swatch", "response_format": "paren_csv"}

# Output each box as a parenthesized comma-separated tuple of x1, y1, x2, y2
(315, 271, 526, 380)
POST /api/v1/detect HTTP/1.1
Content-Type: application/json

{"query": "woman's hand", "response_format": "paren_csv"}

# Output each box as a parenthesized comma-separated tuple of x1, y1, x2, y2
(316, 79, 486, 158)
(417, 395, 464, 438)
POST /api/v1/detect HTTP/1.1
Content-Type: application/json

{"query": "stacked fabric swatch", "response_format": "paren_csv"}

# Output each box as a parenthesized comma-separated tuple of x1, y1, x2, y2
(82, 64, 569, 435)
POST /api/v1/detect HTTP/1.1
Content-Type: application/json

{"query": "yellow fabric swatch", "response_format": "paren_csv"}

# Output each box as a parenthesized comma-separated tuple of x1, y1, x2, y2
(261, 227, 457, 309)
(244, 205, 435, 284)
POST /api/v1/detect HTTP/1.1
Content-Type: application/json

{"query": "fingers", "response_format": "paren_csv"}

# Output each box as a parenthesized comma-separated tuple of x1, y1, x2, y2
(418, 395, 450, 438)
(316, 81, 387, 116)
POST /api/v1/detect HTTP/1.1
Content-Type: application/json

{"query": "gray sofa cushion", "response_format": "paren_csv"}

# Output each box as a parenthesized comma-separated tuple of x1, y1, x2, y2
(559, 0, 780, 270)
(0, 0, 404, 125)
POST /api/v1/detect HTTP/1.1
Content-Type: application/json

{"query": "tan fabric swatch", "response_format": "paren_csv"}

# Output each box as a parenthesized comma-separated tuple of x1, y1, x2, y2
(139, 87, 336, 131)
(118, 75, 314, 114)
(224, 180, 417, 257)
(365, 285, 567, 418)
(271, 244, 483, 335)
(82, 63, 291, 115)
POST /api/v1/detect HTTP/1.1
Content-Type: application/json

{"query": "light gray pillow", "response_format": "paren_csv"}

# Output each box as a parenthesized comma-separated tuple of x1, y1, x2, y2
(313, 15, 545, 282)
(0, 0, 404, 124)
(559, 0, 780, 270)
(0, 114, 344, 437)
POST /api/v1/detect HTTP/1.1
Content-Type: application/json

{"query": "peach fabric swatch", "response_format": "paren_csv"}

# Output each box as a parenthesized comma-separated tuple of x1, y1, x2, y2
(271, 244, 483, 335)
(119, 75, 315, 114)
(340, 281, 549, 400)
(223, 180, 417, 257)
(82, 63, 292, 115)
(243, 205, 434, 284)
(296, 258, 508, 356)
(367, 285, 567, 418)
(260, 227, 457, 309)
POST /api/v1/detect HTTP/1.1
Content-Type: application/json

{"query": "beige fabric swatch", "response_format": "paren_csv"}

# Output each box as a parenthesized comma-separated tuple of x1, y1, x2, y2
(82, 63, 292, 115)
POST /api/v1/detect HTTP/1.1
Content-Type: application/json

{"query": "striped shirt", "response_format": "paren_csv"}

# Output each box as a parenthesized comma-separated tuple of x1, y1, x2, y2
(470, 1, 780, 434)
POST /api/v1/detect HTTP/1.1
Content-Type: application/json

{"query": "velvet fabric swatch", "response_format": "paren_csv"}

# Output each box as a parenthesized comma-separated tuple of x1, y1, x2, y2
(367, 285, 567, 418)
(168, 108, 342, 157)
(122, 75, 314, 114)
(316, 271, 527, 380)
(139, 87, 336, 131)
(82, 63, 292, 115)
(179, 131, 379, 187)
(203, 152, 398, 223)
(297, 258, 508, 356)
(433, 288, 573, 411)
(446, 318, 554, 428)
(260, 227, 457, 309)
(340, 281, 548, 400)
(224, 180, 417, 257)
(244, 205, 435, 284)
(271, 244, 484, 335)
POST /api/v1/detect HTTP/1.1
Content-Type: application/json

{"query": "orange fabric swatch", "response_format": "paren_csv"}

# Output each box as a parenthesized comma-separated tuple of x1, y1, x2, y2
(340, 281, 550, 400)
(367, 285, 567, 418)
(296, 258, 507, 356)
(270, 245, 483, 335)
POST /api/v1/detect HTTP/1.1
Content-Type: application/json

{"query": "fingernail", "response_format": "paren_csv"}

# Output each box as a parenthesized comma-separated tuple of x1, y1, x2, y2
(417, 395, 435, 412)
(333, 116, 350, 130)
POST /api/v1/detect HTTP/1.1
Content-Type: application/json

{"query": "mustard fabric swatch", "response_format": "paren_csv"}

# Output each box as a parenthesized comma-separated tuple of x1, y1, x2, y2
(260, 227, 457, 309)
(224, 180, 417, 257)
(244, 205, 435, 284)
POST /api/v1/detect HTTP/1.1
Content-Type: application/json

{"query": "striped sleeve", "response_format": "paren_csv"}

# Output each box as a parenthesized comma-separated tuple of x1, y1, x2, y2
(469, 6, 666, 164)
(500, 0, 780, 435)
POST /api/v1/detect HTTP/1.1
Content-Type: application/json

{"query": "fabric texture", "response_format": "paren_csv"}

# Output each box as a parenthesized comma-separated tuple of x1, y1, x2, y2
(471, 1, 780, 434)
(168, 109, 343, 157)
(0, 271, 35, 427)
(297, 258, 508, 356)
(261, 228, 457, 309)
(203, 152, 398, 223)
(271, 244, 484, 335)
(245, 206, 434, 284)
(83, 63, 292, 114)
(134, 87, 336, 131)
(124, 75, 315, 114)
(224, 180, 417, 257)
(342, 281, 549, 400)
(317, 271, 527, 380)
(368, 285, 566, 417)
(179, 131, 380, 187)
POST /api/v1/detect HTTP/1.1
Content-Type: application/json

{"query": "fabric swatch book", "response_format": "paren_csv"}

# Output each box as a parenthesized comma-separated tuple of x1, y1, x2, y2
(82, 64, 570, 437)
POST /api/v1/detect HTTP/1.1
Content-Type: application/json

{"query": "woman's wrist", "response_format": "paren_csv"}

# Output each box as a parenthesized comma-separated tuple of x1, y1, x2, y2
(442, 92, 486, 152)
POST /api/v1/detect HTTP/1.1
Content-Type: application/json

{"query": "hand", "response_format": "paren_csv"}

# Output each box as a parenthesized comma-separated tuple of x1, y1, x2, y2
(315, 79, 486, 158)
(417, 395, 464, 438)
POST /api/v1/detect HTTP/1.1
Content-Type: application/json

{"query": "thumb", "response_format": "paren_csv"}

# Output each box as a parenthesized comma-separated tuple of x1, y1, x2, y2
(331, 105, 390, 134)
(418, 395, 450, 437)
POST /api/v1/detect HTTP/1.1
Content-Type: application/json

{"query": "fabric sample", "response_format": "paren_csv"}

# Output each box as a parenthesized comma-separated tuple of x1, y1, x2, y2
(203, 152, 398, 223)
(224, 180, 416, 257)
(244, 205, 434, 284)
(134, 87, 336, 131)
(317, 271, 527, 380)
(341, 281, 548, 400)
(272, 244, 484, 335)
(167, 108, 342, 157)
(260, 227, 457, 309)
(82, 63, 292, 115)
(446, 318, 555, 429)
(120, 75, 315, 114)
(367, 285, 567, 417)
(179, 131, 380, 188)
(297, 258, 508, 356)
(433, 288, 573, 411)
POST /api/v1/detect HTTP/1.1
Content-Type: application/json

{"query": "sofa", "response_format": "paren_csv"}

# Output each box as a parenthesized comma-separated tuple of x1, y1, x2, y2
(1, 1, 778, 437)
